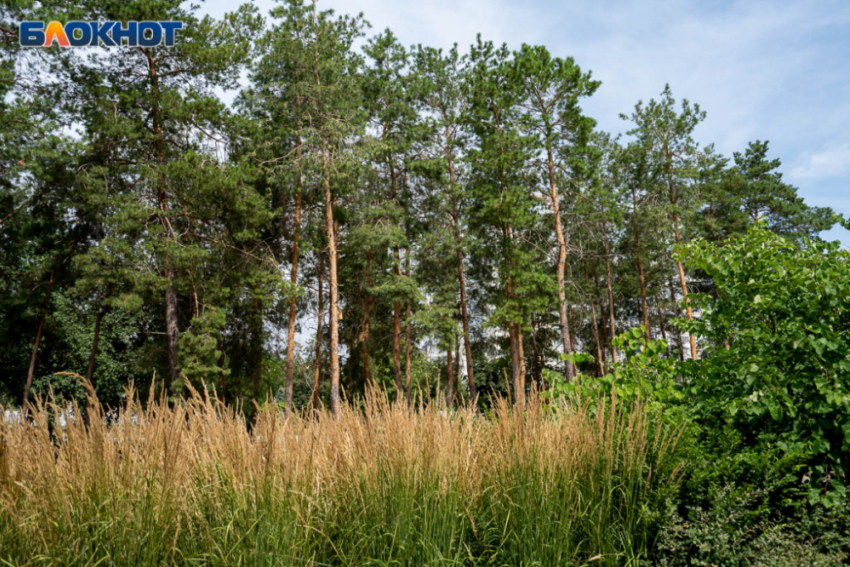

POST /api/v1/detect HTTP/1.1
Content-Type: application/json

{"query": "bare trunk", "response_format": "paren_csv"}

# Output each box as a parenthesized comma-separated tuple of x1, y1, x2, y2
(452, 205, 476, 401)
(631, 187, 651, 341)
(23, 271, 54, 417)
(675, 247, 698, 360)
(164, 279, 179, 392)
(509, 323, 521, 404)
(583, 261, 604, 376)
(504, 222, 524, 408)
(445, 346, 454, 407)
(321, 142, 341, 415)
(601, 218, 618, 363)
(284, 135, 303, 414)
(592, 265, 610, 368)
(547, 147, 575, 380)
(145, 48, 180, 394)
(446, 127, 476, 401)
(362, 251, 373, 387)
(312, 251, 324, 409)
(404, 250, 413, 404)
(392, 289, 402, 397)
(516, 325, 527, 408)
(531, 318, 543, 389)
(666, 153, 697, 360)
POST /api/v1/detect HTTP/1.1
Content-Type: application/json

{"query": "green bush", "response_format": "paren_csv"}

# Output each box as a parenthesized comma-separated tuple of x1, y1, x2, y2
(681, 226, 850, 503)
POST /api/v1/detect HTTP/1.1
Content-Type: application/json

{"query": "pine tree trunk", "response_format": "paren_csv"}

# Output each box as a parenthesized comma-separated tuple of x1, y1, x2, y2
(362, 251, 373, 387)
(583, 261, 604, 377)
(666, 154, 697, 360)
(547, 147, 575, 381)
(516, 325, 527, 408)
(146, 48, 180, 394)
(504, 222, 523, 408)
(392, 259, 403, 397)
(601, 218, 618, 363)
(509, 323, 521, 404)
(631, 188, 651, 342)
(675, 247, 698, 360)
(23, 271, 54, 417)
(668, 275, 685, 362)
(443, 116, 475, 401)
(445, 346, 454, 408)
(593, 265, 610, 368)
(284, 135, 303, 414)
(313, 251, 324, 410)
(404, 250, 413, 405)
(451, 194, 476, 402)
(86, 304, 109, 383)
(321, 140, 341, 415)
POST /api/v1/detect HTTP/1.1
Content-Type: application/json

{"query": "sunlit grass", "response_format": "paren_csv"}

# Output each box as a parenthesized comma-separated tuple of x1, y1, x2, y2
(0, 382, 682, 566)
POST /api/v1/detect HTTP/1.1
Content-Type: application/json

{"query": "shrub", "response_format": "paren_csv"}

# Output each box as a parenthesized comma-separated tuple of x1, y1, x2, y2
(681, 226, 850, 503)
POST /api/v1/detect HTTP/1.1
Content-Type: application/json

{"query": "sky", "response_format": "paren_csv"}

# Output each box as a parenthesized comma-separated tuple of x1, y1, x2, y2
(204, 0, 850, 245)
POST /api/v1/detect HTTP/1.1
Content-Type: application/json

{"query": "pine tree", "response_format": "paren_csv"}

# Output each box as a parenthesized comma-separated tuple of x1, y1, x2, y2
(512, 43, 599, 380)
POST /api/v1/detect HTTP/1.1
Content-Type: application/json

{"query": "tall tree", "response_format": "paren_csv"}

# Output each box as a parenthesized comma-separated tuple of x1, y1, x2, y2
(623, 85, 705, 360)
(513, 43, 599, 380)
(413, 44, 478, 401)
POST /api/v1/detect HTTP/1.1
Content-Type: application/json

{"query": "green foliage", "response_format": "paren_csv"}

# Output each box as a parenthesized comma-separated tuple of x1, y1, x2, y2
(682, 225, 850, 501)
(654, 487, 847, 567)
(546, 326, 684, 417)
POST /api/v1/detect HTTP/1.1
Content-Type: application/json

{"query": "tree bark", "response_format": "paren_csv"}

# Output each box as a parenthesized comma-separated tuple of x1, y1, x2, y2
(145, 47, 180, 394)
(284, 134, 303, 414)
(312, 251, 324, 410)
(601, 218, 618, 363)
(631, 187, 651, 341)
(320, 141, 341, 416)
(448, 151, 476, 401)
(547, 147, 575, 381)
(516, 325, 527, 408)
(582, 260, 604, 376)
(445, 346, 454, 408)
(361, 251, 373, 387)
(665, 150, 697, 360)
(23, 271, 54, 418)
(403, 249, 413, 405)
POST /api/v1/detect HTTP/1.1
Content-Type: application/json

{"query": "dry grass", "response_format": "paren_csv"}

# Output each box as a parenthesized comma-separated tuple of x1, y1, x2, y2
(0, 381, 683, 566)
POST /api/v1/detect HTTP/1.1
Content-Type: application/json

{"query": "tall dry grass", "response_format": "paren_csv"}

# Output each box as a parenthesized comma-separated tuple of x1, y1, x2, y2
(0, 382, 682, 566)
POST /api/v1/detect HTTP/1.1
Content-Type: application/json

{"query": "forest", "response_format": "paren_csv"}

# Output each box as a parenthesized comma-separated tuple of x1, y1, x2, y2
(1, 0, 850, 565)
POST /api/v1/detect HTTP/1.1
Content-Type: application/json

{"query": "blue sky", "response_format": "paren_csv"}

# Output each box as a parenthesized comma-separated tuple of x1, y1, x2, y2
(205, 0, 850, 245)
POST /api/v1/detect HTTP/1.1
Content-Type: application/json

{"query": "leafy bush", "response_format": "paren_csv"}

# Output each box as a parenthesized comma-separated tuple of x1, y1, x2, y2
(546, 326, 684, 418)
(653, 487, 847, 566)
(681, 226, 850, 502)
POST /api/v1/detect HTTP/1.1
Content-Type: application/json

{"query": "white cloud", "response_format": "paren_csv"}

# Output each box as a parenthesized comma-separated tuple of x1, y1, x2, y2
(788, 145, 850, 180)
